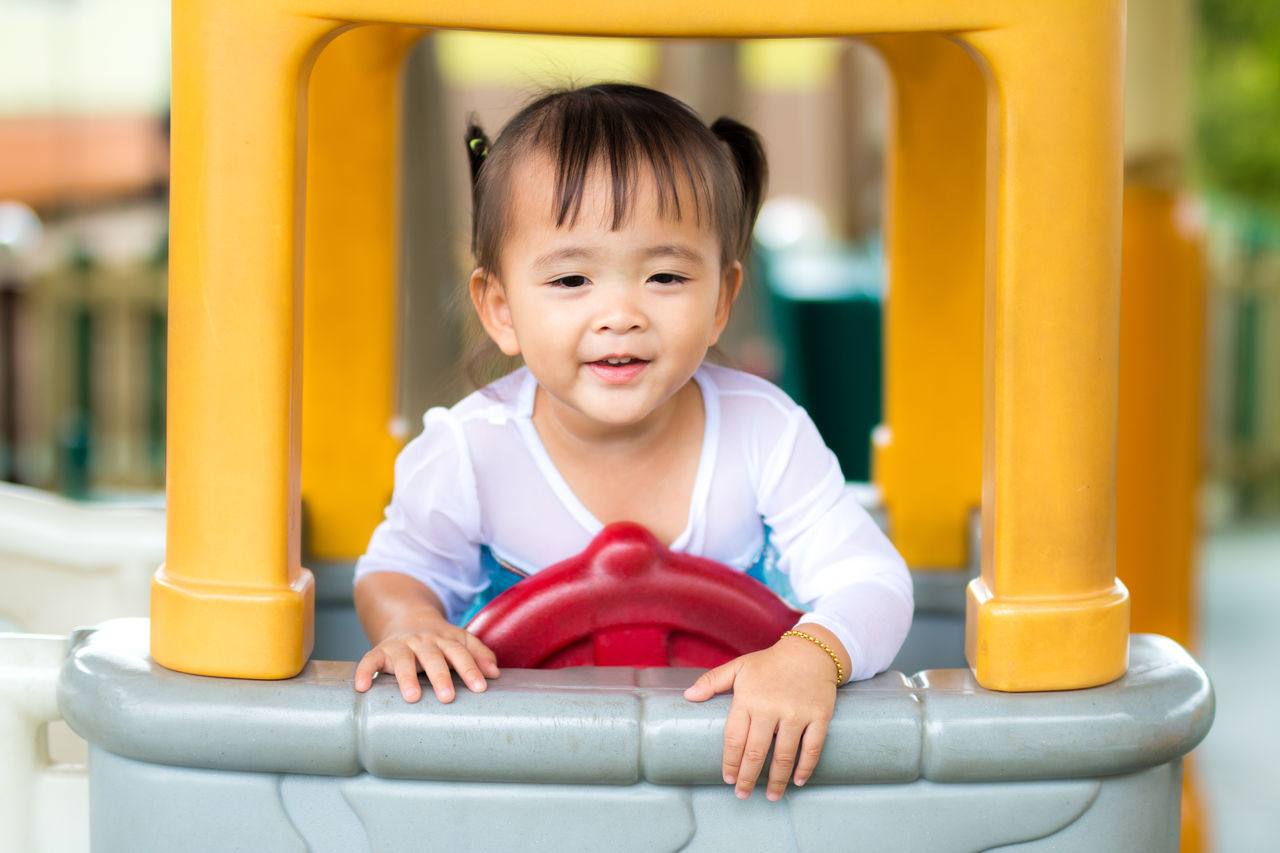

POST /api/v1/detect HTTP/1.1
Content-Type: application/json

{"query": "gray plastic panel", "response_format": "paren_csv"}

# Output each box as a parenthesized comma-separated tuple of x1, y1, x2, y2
(60, 621, 361, 776)
(638, 670, 923, 785)
(60, 619, 1213, 787)
(90, 749, 309, 853)
(360, 683, 643, 783)
(88, 748, 1183, 853)
(916, 651, 1216, 782)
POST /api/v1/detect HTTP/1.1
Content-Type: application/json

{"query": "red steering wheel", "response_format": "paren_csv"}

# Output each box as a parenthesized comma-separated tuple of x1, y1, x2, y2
(466, 522, 803, 669)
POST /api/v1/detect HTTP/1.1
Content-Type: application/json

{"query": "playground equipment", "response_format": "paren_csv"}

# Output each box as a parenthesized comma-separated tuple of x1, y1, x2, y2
(0, 0, 1219, 850)
(156, 0, 1137, 688)
(466, 523, 806, 669)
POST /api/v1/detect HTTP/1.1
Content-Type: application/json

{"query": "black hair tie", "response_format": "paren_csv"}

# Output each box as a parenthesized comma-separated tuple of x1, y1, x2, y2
(465, 123, 490, 186)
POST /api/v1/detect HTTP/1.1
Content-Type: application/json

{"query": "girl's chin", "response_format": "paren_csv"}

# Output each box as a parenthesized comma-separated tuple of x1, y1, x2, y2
(563, 398, 671, 434)
(533, 373, 694, 433)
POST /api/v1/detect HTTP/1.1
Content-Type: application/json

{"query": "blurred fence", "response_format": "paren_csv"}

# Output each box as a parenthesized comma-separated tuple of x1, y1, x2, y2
(3, 208, 166, 497)
(1204, 198, 1280, 517)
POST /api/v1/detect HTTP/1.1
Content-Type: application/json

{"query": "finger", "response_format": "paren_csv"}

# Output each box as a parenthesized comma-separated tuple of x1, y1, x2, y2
(734, 718, 778, 800)
(413, 641, 456, 703)
(765, 722, 803, 801)
(440, 639, 488, 693)
(720, 704, 751, 785)
(684, 663, 737, 702)
(793, 719, 829, 787)
(389, 648, 424, 703)
(466, 635, 501, 678)
(353, 649, 386, 692)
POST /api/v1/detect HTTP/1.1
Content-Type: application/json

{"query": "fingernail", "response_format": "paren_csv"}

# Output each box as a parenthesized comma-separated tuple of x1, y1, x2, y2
(767, 791, 781, 802)
(470, 679, 485, 691)
(735, 789, 749, 800)
(724, 774, 735, 785)
(794, 777, 807, 787)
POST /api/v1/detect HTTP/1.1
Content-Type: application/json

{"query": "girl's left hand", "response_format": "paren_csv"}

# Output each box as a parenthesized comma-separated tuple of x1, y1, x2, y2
(683, 628, 845, 801)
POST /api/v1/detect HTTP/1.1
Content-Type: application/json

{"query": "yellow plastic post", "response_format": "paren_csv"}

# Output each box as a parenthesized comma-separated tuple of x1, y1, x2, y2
(869, 34, 985, 571)
(1122, 4, 1206, 846)
(301, 25, 421, 561)
(152, 4, 342, 679)
(1117, 185, 1204, 652)
(959, 4, 1130, 691)
(1118, 0, 1203, 658)
(158, 0, 1130, 690)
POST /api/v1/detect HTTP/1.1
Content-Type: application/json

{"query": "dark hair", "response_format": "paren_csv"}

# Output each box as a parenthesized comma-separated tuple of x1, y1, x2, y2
(466, 83, 767, 275)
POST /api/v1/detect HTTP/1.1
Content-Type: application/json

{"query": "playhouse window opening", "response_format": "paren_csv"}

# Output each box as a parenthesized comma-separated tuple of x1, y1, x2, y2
(350, 33, 892, 481)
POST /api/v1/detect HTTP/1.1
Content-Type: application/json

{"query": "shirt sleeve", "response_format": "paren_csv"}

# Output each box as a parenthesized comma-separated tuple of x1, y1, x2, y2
(757, 407, 914, 683)
(353, 407, 487, 623)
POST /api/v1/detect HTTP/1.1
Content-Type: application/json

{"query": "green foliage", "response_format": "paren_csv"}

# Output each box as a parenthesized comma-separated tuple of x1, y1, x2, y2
(1196, 0, 1280, 211)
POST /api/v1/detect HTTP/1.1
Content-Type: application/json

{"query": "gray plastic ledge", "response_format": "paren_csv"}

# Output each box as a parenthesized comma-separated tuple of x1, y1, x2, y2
(58, 619, 1213, 786)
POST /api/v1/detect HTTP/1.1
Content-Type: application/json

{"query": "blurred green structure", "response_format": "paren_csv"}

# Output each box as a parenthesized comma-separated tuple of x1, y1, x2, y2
(757, 239, 883, 482)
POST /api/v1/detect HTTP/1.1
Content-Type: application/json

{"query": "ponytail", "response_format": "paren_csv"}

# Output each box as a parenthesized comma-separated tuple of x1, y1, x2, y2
(710, 117, 768, 259)
(465, 119, 492, 257)
(464, 119, 491, 189)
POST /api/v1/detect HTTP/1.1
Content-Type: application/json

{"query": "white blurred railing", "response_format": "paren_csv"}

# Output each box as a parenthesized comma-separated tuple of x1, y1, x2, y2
(0, 482, 163, 853)
(0, 633, 86, 853)
(0, 482, 162, 634)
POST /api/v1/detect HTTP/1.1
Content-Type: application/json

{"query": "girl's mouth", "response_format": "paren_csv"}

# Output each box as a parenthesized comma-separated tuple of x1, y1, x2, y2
(587, 356, 649, 384)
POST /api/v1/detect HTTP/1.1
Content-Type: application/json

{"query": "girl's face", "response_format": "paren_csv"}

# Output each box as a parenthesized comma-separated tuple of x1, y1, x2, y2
(472, 153, 740, 437)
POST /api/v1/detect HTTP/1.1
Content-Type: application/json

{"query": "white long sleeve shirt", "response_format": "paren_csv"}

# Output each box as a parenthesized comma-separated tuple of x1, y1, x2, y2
(355, 363, 913, 682)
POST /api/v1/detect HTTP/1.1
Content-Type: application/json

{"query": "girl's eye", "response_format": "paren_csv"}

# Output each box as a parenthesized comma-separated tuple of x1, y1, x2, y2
(649, 272, 688, 285)
(551, 275, 589, 288)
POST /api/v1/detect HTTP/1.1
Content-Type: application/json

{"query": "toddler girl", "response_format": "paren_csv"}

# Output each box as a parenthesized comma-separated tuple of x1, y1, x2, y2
(353, 83, 913, 802)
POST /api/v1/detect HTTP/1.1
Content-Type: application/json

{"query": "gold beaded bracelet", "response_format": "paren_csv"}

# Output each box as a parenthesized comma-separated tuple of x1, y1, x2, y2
(781, 629, 844, 685)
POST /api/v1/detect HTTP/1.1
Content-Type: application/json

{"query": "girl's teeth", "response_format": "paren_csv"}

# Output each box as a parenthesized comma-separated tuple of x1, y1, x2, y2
(605, 358, 632, 365)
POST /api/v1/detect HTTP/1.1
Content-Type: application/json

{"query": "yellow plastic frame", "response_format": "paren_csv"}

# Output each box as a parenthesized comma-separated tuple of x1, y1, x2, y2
(156, 0, 1130, 690)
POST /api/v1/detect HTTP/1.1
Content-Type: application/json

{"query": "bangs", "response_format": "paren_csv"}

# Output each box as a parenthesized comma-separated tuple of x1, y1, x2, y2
(471, 84, 762, 273)
(528, 91, 723, 234)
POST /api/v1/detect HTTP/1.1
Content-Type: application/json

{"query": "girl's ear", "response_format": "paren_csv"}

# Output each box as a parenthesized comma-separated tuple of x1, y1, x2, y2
(469, 268, 522, 357)
(709, 260, 743, 346)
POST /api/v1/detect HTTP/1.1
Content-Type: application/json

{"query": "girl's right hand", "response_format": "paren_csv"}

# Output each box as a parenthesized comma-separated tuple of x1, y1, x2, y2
(353, 623, 500, 703)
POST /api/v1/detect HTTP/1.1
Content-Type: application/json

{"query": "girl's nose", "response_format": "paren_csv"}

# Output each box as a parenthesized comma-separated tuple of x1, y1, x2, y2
(594, 287, 647, 334)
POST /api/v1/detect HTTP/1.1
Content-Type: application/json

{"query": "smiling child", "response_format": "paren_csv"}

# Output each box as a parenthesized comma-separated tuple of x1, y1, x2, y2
(352, 83, 913, 802)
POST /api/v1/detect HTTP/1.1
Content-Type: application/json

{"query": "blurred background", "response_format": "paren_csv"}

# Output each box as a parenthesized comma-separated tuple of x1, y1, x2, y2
(0, 1, 1277, 850)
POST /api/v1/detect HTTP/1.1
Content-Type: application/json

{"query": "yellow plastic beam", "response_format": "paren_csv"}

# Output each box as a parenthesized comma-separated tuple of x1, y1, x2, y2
(285, 1, 997, 36)
(870, 35, 985, 572)
(300, 25, 420, 561)
(158, 0, 1130, 689)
